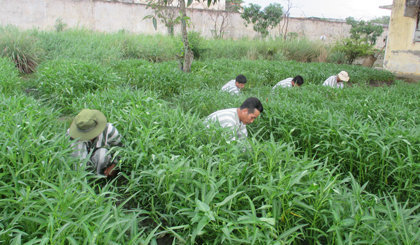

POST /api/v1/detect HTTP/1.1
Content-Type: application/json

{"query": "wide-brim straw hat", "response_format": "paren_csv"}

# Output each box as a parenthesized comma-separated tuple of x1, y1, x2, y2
(69, 109, 107, 141)
(338, 71, 350, 82)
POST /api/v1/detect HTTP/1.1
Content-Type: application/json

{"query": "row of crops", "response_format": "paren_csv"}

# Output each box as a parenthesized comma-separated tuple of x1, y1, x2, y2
(1, 49, 420, 244)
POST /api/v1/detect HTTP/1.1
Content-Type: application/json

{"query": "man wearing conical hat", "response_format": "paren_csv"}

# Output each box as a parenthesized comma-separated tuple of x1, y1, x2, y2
(322, 71, 350, 89)
(67, 109, 123, 177)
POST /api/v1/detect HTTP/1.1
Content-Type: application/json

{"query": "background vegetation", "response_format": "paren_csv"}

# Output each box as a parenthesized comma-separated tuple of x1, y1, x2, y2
(1, 26, 419, 244)
(0, 25, 349, 71)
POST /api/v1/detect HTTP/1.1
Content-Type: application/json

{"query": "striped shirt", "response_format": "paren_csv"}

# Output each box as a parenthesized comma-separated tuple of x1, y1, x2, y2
(67, 123, 122, 160)
(323, 76, 344, 89)
(221, 80, 241, 95)
(273, 78, 293, 89)
(205, 108, 247, 141)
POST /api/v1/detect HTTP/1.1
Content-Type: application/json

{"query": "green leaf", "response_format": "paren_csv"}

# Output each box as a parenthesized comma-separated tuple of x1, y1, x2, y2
(259, 217, 275, 226)
(144, 224, 161, 244)
(278, 224, 307, 240)
(196, 199, 210, 212)
(191, 216, 209, 244)
(152, 17, 157, 30)
(215, 191, 244, 207)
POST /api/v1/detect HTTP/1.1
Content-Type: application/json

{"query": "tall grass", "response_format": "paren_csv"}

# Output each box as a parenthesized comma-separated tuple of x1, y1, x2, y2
(0, 93, 153, 244)
(2, 27, 334, 64)
(2, 26, 419, 244)
(243, 84, 420, 201)
(0, 57, 21, 95)
(3, 87, 419, 244)
(26, 58, 394, 114)
(34, 28, 124, 61)
(0, 25, 44, 73)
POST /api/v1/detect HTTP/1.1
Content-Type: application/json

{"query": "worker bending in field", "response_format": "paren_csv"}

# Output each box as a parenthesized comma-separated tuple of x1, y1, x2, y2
(322, 71, 350, 88)
(221, 74, 247, 95)
(273, 75, 304, 89)
(67, 109, 122, 178)
(205, 97, 263, 142)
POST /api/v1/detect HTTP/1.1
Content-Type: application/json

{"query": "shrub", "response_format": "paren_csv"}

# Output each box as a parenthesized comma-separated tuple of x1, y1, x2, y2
(281, 39, 327, 62)
(0, 25, 44, 73)
(328, 51, 347, 64)
(54, 18, 67, 32)
(333, 17, 384, 64)
(333, 38, 372, 64)
(182, 31, 206, 60)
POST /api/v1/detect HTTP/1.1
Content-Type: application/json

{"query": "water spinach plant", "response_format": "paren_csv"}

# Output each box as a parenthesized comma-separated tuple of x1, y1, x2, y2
(1, 28, 419, 244)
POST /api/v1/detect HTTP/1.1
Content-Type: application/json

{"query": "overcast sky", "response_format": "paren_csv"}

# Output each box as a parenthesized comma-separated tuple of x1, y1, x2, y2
(242, 0, 393, 20)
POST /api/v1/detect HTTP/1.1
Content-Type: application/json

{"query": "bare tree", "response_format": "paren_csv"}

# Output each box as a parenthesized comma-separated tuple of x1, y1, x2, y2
(279, 0, 297, 39)
(209, 6, 230, 39)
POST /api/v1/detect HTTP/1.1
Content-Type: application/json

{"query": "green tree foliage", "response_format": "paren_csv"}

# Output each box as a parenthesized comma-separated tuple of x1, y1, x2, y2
(241, 3, 283, 38)
(225, 0, 244, 12)
(144, 0, 220, 72)
(346, 17, 384, 45)
(144, 0, 181, 36)
(370, 15, 391, 25)
(334, 17, 384, 64)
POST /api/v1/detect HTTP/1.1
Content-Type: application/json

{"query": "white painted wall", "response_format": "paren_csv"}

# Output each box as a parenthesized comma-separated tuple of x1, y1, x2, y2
(0, 0, 387, 48)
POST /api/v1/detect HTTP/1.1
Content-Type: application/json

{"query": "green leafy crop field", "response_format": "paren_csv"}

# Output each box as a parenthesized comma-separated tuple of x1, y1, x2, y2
(0, 29, 419, 244)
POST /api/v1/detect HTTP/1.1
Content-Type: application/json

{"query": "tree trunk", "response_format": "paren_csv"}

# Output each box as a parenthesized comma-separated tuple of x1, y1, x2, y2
(167, 24, 174, 36)
(179, 0, 193, 72)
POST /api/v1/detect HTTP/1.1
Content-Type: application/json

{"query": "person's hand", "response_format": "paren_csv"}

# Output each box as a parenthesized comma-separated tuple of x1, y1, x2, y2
(104, 164, 117, 177)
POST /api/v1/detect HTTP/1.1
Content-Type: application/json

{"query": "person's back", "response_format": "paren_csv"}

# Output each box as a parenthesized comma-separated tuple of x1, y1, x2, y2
(205, 97, 263, 142)
(273, 78, 293, 89)
(322, 75, 342, 88)
(273, 76, 304, 90)
(206, 108, 247, 141)
(323, 71, 349, 89)
(221, 74, 247, 95)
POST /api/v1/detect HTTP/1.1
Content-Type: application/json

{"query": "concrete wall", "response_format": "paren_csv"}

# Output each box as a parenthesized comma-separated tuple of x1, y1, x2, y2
(384, 0, 420, 75)
(0, 0, 387, 48)
(116, 0, 226, 10)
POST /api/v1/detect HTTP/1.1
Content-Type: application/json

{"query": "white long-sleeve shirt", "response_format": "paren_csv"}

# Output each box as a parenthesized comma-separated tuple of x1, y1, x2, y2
(221, 80, 241, 95)
(273, 78, 293, 89)
(322, 76, 344, 89)
(205, 108, 247, 141)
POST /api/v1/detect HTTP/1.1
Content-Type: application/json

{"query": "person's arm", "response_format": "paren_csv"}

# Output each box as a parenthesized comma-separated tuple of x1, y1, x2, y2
(104, 124, 122, 177)
(236, 125, 248, 141)
(208, 118, 237, 141)
(222, 121, 240, 141)
(107, 124, 123, 147)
